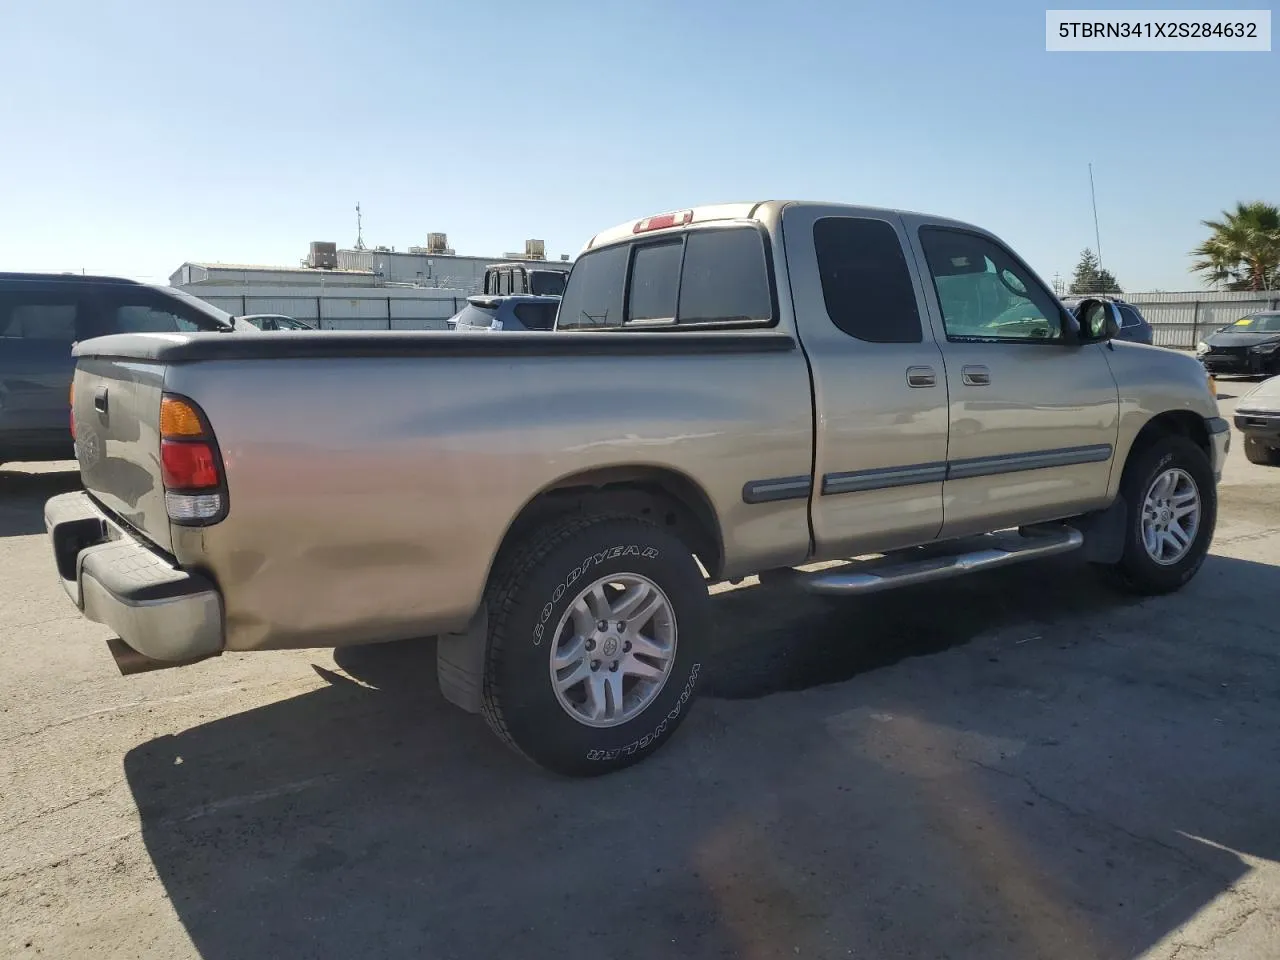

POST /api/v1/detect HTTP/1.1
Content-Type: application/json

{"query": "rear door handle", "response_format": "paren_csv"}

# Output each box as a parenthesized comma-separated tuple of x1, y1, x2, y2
(906, 366, 936, 388)
(93, 386, 108, 413)
(961, 365, 991, 386)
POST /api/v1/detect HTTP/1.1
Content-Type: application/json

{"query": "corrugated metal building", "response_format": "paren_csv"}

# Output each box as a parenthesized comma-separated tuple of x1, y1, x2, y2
(168, 234, 574, 328)
(1124, 290, 1280, 348)
(169, 235, 574, 329)
(170, 262, 378, 288)
(337, 248, 571, 292)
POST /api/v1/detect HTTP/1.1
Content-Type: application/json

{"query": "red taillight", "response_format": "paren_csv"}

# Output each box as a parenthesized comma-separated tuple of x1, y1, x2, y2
(633, 209, 693, 234)
(69, 383, 76, 440)
(158, 393, 226, 524)
(161, 440, 219, 489)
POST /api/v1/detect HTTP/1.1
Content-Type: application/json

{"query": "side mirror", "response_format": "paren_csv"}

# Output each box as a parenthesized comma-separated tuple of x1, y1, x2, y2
(1073, 298, 1122, 344)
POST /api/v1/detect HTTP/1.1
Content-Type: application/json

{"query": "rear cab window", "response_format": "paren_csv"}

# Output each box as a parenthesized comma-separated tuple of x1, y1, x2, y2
(557, 225, 774, 331)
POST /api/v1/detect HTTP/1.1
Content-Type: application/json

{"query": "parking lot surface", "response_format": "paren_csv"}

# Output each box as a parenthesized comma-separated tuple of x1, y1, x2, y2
(2, 392, 1279, 959)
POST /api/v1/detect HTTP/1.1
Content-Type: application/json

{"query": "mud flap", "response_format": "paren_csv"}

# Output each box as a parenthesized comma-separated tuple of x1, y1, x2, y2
(436, 607, 488, 714)
(1073, 498, 1127, 564)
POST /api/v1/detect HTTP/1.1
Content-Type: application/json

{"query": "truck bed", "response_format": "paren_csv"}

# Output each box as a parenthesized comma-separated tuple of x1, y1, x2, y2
(71, 329, 815, 653)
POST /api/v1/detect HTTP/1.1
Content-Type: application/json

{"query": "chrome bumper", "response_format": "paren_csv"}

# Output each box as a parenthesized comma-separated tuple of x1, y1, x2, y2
(45, 491, 223, 672)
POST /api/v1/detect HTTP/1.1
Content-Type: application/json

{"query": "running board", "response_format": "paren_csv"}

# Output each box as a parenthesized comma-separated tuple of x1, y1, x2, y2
(796, 526, 1084, 597)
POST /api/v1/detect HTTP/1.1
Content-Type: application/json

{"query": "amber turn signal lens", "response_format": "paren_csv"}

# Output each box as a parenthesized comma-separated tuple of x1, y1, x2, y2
(160, 396, 205, 438)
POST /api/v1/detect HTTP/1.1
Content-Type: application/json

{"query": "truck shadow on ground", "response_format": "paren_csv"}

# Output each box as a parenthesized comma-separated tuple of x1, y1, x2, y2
(0, 465, 80, 537)
(122, 554, 1280, 960)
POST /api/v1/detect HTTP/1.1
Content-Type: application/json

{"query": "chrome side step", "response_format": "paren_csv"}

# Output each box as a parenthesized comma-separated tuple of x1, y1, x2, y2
(796, 525, 1084, 597)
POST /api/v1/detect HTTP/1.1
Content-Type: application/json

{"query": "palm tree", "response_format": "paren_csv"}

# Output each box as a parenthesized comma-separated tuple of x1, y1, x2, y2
(1190, 201, 1280, 291)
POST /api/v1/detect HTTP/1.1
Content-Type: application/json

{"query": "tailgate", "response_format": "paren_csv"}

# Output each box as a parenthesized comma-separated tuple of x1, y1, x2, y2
(73, 357, 173, 554)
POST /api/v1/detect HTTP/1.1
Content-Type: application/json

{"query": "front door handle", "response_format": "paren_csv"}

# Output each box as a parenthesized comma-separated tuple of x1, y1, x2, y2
(961, 365, 991, 386)
(906, 366, 936, 388)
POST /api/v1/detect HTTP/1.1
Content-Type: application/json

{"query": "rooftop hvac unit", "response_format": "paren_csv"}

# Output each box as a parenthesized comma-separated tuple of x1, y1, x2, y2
(426, 232, 449, 254)
(525, 239, 546, 260)
(308, 241, 338, 269)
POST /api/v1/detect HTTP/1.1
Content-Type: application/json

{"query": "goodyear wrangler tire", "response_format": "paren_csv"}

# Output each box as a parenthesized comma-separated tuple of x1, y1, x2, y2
(1099, 435, 1216, 595)
(480, 514, 710, 776)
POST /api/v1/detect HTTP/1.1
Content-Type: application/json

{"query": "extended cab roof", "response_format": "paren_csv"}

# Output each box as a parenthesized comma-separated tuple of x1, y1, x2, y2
(580, 200, 951, 253)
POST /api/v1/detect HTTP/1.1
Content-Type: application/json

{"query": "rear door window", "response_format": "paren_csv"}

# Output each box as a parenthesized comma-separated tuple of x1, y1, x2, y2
(0, 295, 80, 343)
(813, 217, 922, 343)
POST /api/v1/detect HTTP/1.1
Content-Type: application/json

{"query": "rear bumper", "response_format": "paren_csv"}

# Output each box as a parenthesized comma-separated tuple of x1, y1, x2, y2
(45, 491, 223, 671)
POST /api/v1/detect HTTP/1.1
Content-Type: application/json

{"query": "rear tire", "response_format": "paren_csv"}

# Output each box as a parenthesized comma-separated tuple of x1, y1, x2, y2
(1243, 435, 1280, 466)
(1097, 434, 1216, 595)
(480, 514, 709, 777)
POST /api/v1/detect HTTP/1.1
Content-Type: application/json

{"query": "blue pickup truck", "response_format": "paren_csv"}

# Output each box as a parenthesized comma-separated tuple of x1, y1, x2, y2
(0, 273, 243, 466)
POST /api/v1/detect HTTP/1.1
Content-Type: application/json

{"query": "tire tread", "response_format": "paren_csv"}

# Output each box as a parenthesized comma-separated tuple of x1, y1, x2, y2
(478, 512, 651, 763)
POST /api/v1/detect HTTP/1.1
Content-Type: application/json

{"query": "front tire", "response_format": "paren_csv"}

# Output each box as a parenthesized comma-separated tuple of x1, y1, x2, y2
(1099, 435, 1216, 595)
(1243, 435, 1280, 466)
(481, 514, 709, 776)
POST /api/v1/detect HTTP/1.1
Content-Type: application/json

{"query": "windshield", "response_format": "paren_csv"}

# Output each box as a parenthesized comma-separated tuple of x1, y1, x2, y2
(1227, 313, 1280, 333)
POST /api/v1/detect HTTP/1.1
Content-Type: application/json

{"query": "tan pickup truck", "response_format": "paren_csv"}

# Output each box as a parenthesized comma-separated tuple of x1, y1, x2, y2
(46, 201, 1229, 776)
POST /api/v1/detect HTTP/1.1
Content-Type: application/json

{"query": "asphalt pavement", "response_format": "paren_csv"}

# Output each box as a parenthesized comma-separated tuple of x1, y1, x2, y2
(2, 391, 1278, 959)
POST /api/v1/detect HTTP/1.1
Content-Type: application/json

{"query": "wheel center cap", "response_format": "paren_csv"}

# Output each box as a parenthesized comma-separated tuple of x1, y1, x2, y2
(601, 636, 619, 658)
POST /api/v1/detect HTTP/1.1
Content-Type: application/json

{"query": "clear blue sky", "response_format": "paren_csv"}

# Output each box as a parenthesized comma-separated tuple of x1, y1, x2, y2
(1, 0, 1275, 291)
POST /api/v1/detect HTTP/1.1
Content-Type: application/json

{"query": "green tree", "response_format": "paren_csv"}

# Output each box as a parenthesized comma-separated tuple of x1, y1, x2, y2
(1069, 248, 1121, 295)
(1190, 201, 1280, 291)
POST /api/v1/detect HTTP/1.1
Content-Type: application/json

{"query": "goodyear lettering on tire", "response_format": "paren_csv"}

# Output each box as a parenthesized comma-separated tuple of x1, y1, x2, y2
(532, 545, 659, 646)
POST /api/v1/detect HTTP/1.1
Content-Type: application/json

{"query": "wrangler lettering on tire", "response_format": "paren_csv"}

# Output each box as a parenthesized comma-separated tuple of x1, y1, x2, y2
(481, 514, 710, 776)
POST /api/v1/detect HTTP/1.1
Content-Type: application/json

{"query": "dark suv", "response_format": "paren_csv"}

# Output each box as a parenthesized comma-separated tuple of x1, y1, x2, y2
(0, 273, 242, 466)
(1061, 296, 1154, 345)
